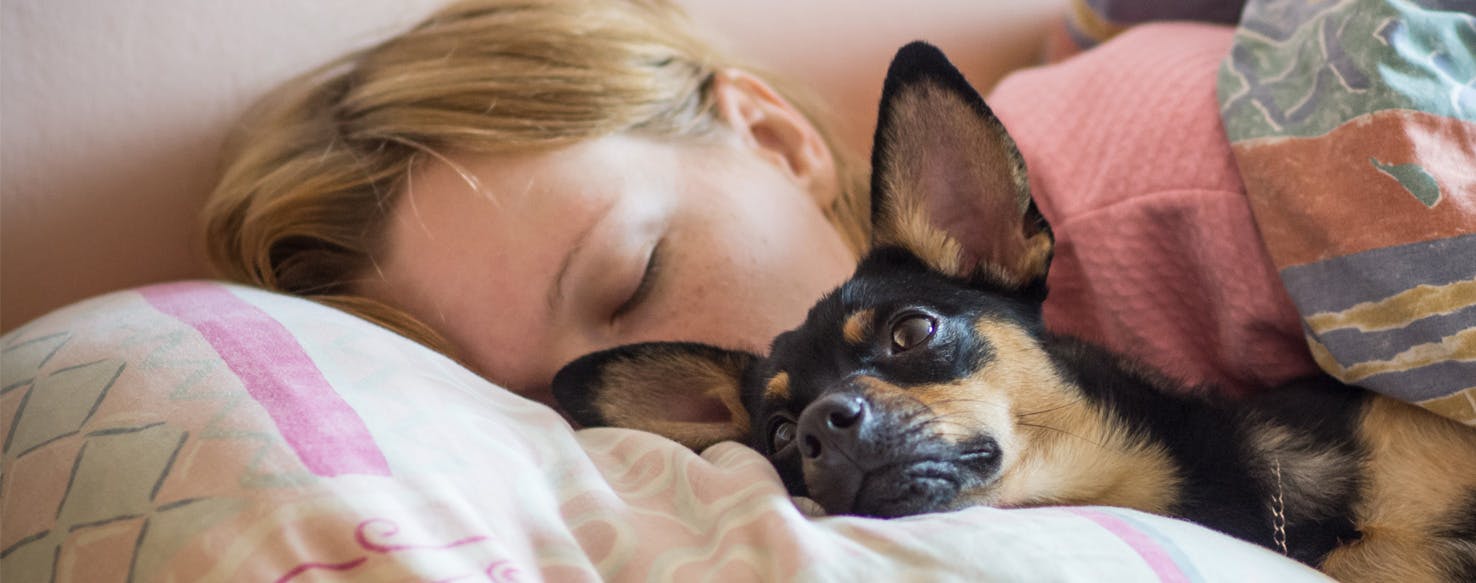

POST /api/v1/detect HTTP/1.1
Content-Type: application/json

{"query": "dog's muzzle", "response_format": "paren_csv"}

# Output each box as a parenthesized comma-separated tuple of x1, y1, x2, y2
(796, 392, 999, 517)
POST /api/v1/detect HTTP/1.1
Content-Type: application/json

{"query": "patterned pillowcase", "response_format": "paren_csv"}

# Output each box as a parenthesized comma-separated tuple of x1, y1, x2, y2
(0, 282, 1330, 580)
(1217, 0, 1476, 425)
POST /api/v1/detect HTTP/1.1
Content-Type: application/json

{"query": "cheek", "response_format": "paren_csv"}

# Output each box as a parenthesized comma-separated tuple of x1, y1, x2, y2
(641, 200, 854, 352)
(641, 254, 834, 354)
(721, 199, 855, 316)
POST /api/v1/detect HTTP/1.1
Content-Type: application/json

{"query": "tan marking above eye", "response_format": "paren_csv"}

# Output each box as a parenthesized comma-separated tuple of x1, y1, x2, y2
(843, 309, 875, 345)
(765, 371, 791, 401)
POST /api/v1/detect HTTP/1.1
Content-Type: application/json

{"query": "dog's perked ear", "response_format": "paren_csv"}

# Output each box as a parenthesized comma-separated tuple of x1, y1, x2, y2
(870, 41, 1054, 300)
(551, 342, 759, 451)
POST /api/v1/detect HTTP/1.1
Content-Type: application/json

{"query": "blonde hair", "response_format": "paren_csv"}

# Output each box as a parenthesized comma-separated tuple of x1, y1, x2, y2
(204, 0, 868, 356)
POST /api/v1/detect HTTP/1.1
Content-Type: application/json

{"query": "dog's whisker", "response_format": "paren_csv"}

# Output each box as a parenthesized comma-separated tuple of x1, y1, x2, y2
(920, 410, 978, 426)
(1016, 421, 1102, 448)
(918, 397, 1011, 410)
(1016, 398, 1086, 419)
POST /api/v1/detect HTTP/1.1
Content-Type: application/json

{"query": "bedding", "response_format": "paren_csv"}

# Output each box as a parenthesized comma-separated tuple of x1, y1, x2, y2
(990, 23, 1322, 398)
(1218, 0, 1476, 424)
(995, 3, 1475, 426)
(0, 282, 1329, 581)
(1047, 0, 1247, 59)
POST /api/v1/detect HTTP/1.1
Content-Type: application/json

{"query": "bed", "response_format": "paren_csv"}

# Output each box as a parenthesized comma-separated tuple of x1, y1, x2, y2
(3, 0, 1472, 580)
(0, 282, 1326, 580)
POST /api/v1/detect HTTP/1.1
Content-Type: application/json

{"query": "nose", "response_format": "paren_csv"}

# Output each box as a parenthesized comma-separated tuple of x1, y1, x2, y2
(798, 393, 870, 461)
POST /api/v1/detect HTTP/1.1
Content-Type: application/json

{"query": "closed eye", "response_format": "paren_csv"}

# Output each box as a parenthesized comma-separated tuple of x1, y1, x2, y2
(612, 238, 664, 320)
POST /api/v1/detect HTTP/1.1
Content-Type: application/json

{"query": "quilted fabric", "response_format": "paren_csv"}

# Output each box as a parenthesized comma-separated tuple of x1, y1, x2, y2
(0, 282, 1329, 581)
(989, 23, 1319, 396)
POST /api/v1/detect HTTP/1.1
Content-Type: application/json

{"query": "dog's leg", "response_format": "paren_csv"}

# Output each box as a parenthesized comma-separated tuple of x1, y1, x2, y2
(1321, 533, 1456, 583)
(1322, 397, 1476, 582)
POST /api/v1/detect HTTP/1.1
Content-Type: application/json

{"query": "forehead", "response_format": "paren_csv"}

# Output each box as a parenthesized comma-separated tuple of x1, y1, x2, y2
(365, 136, 665, 393)
(373, 134, 861, 398)
(367, 146, 594, 372)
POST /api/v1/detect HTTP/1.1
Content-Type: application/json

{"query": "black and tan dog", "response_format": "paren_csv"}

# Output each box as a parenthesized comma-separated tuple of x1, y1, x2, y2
(552, 42, 1476, 581)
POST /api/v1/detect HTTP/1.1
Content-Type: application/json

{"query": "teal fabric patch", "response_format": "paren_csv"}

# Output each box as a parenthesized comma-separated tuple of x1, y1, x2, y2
(1218, 0, 1476, 141)
(1370, 157, 1443, 207)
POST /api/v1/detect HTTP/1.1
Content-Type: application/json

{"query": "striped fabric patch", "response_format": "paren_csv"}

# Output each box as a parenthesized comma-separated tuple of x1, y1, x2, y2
(1066, 507, 1202, 582)
(1282, 233, 1476, 424)
(141, 282, 392, 476)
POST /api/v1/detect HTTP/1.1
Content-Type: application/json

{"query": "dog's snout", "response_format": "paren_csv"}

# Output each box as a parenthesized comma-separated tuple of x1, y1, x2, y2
(798, 393, 870, 460)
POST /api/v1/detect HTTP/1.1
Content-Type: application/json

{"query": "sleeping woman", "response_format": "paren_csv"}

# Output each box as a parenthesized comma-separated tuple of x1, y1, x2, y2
(204, 0, 1315, 410)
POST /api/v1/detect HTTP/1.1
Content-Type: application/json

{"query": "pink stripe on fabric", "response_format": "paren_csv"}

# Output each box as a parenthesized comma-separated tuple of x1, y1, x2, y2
(142, 282, 390, 477)
(1067, 508, 1188, 583)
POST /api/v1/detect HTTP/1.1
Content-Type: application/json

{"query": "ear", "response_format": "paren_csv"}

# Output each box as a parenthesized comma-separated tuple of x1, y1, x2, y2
(869, 42, 1054, 299)
(551, 342, 759, 451)
(712, 69, 838, 209)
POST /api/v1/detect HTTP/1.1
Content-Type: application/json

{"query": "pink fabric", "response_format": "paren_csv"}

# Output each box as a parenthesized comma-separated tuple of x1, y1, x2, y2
(1067, 508, 1192, 583)
(988, 23, 1318, 395)
(141, 281, 391, 476)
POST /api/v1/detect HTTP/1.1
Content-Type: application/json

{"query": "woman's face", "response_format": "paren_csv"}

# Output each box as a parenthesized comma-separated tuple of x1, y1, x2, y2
(363, 132, 857, 405)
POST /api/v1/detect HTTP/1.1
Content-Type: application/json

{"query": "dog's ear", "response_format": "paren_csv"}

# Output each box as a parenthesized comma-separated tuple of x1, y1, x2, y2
(870, 41, 1053, 300)
(551, 342, 759, 451)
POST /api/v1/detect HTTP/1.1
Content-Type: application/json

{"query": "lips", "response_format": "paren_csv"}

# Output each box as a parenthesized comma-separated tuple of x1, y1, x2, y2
(850, 459, 964, 518)
(959, 439, 1001, 468)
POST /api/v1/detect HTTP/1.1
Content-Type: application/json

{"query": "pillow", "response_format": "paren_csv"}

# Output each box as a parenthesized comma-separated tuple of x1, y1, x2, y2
(0, 282, 1330, 580)
(1217, 0, 1476, 425)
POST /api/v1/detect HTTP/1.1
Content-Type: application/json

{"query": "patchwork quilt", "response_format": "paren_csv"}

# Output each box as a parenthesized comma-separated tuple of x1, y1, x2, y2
(1217, 0, 1476, 424)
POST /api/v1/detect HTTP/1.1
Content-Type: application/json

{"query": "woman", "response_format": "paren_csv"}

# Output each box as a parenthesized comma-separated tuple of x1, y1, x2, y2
(206, 0, 875, 406)
(205, 0, 1314, 408)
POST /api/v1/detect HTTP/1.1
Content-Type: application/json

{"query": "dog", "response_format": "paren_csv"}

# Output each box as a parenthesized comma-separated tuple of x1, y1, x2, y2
(551, 42, 1476, 582)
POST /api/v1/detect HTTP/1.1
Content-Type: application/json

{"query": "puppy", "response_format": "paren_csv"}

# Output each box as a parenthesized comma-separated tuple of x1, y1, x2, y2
(552, 42, 1476, 582)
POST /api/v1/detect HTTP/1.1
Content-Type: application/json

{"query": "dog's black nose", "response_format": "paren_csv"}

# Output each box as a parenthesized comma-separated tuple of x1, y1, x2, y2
(797, 393, 873, 513)
(798, 393, 869, 461)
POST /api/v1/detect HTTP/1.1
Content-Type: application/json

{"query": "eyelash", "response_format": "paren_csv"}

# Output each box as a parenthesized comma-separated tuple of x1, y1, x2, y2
(612, 239, 664, 320)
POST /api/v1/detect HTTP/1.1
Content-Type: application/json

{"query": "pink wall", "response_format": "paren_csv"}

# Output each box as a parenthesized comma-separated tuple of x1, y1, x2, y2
(2, 1, 446, 330)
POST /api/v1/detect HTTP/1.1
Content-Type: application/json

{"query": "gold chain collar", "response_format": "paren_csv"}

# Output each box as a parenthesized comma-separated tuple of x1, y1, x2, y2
(1269, 457, 1289, 556)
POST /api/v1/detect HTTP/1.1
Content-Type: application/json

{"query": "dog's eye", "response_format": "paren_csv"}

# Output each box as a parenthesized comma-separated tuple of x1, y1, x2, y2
(891, 314, 937, 352)
(768, 416, 798, 454)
